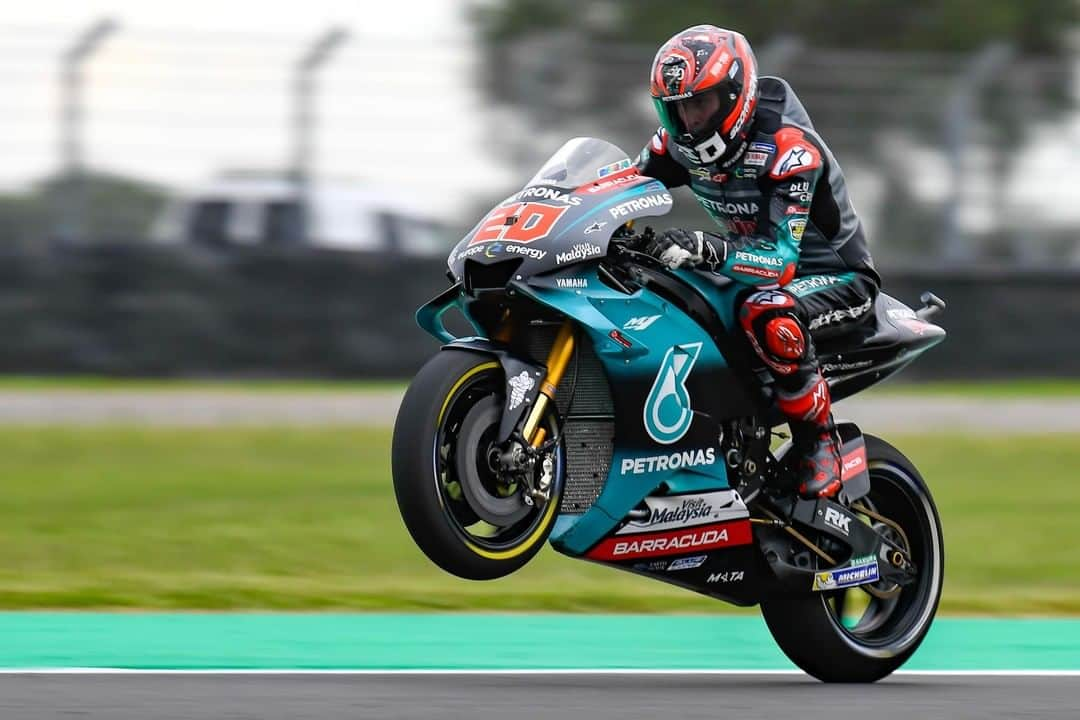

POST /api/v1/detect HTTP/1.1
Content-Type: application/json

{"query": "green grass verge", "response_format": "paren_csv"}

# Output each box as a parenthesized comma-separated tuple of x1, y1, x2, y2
(868, 379, 1080, 398)
(2, 427, 1077, 614)
(0, 376, 407, 393)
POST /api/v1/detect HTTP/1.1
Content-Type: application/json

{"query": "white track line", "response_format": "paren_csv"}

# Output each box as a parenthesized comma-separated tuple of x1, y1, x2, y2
(0, 669, 1078, 677)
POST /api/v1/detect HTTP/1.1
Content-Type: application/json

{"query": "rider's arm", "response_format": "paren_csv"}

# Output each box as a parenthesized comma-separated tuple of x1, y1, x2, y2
(709, 129, 824, 288)
(636, 128, 690, 189)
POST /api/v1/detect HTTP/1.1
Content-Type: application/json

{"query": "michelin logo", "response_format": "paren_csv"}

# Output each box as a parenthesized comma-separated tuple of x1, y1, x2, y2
(812, 561, 879, 591)
(506, 371, 535, 411)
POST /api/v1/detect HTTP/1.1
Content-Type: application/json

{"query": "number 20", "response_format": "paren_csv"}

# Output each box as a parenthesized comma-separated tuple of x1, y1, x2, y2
(471, 202, 568, 244)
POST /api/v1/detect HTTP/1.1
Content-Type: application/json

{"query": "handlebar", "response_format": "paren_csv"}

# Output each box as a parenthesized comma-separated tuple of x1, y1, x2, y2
(607, 227, 662, 267)
(606, 238, 659, 277)
(602, 229, 670, 294)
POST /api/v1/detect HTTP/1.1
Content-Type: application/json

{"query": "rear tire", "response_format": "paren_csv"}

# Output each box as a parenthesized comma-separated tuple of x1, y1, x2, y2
(392, 349, 563, 580)
(760, 435, 944, 682)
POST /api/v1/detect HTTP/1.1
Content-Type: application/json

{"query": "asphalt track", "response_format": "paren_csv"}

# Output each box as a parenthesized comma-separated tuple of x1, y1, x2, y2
(2, 672, 1079, 719)
(2, 390, 1079, 432)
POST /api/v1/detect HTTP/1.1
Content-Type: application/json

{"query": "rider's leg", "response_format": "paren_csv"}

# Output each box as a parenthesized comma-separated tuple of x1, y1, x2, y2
(738, 273, 878, 497)
(739, 289, 841, 498)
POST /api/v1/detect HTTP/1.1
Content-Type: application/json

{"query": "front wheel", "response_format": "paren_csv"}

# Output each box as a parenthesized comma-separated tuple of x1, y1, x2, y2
(392, 349, 563, 580)
(760, 435, 944, 682)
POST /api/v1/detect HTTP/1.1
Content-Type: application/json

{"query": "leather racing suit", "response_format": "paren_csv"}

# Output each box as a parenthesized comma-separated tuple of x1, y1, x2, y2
(637, 75, 880, 497)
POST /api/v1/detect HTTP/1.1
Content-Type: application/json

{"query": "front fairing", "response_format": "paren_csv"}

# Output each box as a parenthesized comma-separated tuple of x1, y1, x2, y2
(447, 138, 675, 280)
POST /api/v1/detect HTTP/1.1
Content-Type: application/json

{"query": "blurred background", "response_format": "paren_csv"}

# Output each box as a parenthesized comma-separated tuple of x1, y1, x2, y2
(0, 0, 1077, 378)
(1, 1, 1079, 617)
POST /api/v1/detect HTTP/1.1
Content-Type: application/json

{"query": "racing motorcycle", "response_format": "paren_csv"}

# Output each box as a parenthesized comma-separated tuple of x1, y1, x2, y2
(392, 138, 947, 683)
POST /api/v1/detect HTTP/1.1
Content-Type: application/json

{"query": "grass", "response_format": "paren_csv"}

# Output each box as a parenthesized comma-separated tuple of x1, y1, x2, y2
(869, 379, 1080, 398)
(0, 376, 407, 393)
(1, 426, 1078, 614)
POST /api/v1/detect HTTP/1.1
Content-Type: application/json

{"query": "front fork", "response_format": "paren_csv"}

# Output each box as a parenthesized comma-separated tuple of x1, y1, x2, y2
(491, 311, 577, 446)
(521, 320, 576, 448)
(490, 314, 576, 506)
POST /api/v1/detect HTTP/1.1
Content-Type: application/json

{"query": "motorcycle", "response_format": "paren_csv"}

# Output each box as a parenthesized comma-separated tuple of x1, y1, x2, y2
(392, 137, 947, 682)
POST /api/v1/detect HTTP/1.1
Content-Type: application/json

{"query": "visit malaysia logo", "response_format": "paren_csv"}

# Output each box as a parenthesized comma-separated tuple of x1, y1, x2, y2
(643, 343, 702, 444)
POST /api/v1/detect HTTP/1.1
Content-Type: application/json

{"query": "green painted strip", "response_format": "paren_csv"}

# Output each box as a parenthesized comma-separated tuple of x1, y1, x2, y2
(0, 614, 1077, 670)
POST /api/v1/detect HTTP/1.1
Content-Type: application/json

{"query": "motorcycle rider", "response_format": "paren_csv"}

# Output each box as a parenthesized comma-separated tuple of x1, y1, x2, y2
(638, 25, 880, 499)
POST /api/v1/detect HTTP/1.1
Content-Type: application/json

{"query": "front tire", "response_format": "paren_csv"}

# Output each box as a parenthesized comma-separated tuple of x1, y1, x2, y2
(760, 435, 944, 682)
(392, 349, 563, 580)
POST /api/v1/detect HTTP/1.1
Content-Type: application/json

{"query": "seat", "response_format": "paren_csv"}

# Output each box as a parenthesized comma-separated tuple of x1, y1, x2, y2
(816, 292, 945, 381)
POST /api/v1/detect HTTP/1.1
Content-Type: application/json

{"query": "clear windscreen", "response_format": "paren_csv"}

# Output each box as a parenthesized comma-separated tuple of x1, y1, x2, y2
(524, 137, 635, 190)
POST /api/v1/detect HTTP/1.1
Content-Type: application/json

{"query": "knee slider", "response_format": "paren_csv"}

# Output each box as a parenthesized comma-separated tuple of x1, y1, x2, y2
(738, 291, 809, 376)
(764, 316, 807, 361)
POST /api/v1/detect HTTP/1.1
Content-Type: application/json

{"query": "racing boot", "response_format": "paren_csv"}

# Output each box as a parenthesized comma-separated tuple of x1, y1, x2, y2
(776, 372, 842, 499)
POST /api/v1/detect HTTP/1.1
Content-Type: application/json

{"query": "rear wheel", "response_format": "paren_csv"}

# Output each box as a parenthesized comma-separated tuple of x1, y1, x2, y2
(760, 435, 944, 682)
(392, 349, 563, 580)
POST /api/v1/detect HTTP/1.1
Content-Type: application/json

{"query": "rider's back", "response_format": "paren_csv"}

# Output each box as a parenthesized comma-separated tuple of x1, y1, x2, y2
(753, 76, 877, 283)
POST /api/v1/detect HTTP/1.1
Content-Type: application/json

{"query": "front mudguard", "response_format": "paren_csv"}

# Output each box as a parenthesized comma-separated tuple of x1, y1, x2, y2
(441, 338, 547, 444)
(417, 284, 548, 443)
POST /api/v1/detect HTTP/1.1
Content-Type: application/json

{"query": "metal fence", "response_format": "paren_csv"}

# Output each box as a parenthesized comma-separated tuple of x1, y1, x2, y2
(487, 33, 1078, 268)
(0, 20, 496, 246)
(0, 22, 1075, 267)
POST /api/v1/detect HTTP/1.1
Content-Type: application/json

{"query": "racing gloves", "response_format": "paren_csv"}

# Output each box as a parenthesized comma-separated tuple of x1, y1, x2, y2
(645, 228, 727, 272)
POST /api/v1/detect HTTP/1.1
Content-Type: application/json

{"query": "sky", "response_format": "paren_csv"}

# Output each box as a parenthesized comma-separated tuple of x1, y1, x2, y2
(0, 0, 512, 219)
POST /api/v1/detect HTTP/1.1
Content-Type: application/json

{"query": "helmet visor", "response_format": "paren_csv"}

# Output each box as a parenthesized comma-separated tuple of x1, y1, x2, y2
(655, 83, 738, 145)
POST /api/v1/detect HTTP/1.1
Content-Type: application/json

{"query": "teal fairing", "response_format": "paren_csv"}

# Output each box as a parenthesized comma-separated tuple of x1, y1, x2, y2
(415, 257, 761, 561)
(418, 139, 765, 563)
(509, 266, 743, 557)
(399, 135, 950, 671)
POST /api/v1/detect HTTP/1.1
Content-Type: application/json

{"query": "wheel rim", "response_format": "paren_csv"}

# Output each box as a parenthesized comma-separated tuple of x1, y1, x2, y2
(820, 461, 942, 657)
(432, 362, 563, 556)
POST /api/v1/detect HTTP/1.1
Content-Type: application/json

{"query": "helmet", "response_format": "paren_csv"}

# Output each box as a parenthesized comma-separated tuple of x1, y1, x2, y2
(650, 25, 759, 168)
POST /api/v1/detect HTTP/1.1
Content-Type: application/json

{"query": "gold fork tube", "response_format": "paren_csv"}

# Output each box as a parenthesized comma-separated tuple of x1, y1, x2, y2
(522, 320, 575, 446)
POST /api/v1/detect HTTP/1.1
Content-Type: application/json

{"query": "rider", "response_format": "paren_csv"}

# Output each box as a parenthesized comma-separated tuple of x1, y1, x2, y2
(638, 25, 880, 499)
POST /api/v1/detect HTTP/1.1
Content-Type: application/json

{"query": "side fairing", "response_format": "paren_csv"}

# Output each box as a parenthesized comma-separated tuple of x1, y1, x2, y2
(511, 267, 758, 558)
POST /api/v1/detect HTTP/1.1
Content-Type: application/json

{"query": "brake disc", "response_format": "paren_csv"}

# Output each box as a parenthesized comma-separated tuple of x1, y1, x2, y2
(454, 396, 532, 526)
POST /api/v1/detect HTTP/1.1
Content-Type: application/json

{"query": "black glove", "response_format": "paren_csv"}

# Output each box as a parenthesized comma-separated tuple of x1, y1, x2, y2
(645, 228, 727, 271)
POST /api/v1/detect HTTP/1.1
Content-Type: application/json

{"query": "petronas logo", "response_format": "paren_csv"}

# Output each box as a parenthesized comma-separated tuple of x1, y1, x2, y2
(643, 343, 703, 444)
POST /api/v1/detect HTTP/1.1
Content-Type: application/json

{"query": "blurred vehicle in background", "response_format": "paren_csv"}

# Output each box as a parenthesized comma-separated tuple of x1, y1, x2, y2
(151, 171, 450, 255)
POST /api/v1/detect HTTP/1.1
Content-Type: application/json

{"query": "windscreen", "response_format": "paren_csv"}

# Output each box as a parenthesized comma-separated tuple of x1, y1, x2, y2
(524, 137, 635, 190)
